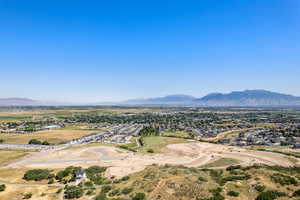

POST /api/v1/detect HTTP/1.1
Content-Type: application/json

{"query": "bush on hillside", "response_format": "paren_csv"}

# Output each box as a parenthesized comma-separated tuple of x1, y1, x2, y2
(64, 185, 84, 199)
(227, 191, 239, 197)
(132, 193, 146, 200)
(256, 190, 286, 200)
(0, 184, 6, 192)
(23, 169, 51, 181)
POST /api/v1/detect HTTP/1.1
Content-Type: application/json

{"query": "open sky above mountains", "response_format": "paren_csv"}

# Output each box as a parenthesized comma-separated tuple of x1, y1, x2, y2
(0, 0, 299, 102)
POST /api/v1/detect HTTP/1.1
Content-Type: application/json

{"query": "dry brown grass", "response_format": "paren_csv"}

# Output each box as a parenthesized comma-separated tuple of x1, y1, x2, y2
(0, 150, 29, 166)
(0, 129, 95, 144)
(0, 168, 29, 184)
(0, 168, 61, 184)
(0, 184, 61, 200)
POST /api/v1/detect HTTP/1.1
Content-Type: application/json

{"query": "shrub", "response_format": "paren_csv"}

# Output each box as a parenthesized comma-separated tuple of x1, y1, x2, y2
(28, 139, 42, 145)
(0, 184, 6, 192)
(256, 190, 286, 200)
(226, 165, 242, 171)
(23, 169, 51, 181)
(101, 185, 112, 193)
(108, 189, 120, 196)
(0, 139, 4, 144)
(84, 181, 94, 187)
(118, 145, 137, 152)
(121, 187, 133, 194)
(147, 149, 154, 153)
(198, 176, 208, 182)
(221, 174, 251, 184)
(209, 188, 225, 200)
(121, 176, 130, 181)
(42, 141, 50, 145)
(56, 188, 62, 194)
(85, 166, 107, 176)
(212, 193, 225, 200)
(48, 178, 54, 184)
(209, 170, 223, 184)
(64, 186, 84, 199)
(86, 190, 94, 196)
(132, 193, 146, 200)
(254, 185, 266, 192)
(23, 193, 33, 199)
(209, 187, 223, 194)
(85, 166, 107, 185)
(96, 192, 107, 200)
(227, 191, 239, 197)
(91, 175, 105, 185)
(293, 189, 300, 197)
(271, 173, 297, 186)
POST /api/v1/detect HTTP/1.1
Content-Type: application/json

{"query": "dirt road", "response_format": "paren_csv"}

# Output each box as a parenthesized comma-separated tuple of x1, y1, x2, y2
(3, 142, 298, 178)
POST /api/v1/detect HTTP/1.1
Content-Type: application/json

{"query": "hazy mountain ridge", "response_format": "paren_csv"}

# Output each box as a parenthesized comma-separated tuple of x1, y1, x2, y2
(196, 90, 300, 106)
(1, 90, 300, 107)
(0, 98, 39, 106)
(122, 94, 196, 105)
(123, 90, 300, 107)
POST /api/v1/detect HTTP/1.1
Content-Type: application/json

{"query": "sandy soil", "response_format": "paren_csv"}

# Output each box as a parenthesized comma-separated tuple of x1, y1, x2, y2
(3, 142, 298, 178)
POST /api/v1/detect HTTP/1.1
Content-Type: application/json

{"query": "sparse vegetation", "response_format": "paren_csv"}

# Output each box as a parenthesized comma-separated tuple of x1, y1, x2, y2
(270, 173, 298, 186)
(121, 187, 133, 195)
(201, 158, 240, 168)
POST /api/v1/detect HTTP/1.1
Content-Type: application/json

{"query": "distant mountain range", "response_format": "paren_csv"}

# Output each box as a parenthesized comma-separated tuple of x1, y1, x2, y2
(0, 98, 39, 106)
(121, 90, 300, 107)
(1, 90, 300, 107)
(122, 95, 196, 105)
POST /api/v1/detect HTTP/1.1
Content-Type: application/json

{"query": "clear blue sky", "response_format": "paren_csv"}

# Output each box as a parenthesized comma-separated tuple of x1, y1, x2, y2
(0, 0, 299, 102)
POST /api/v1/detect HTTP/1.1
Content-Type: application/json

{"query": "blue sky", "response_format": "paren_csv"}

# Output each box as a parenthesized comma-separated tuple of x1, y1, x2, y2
(0, 0, 299, 102)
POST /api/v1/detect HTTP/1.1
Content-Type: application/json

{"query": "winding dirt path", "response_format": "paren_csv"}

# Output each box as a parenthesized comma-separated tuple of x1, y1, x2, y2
(2, 142, 298, 178)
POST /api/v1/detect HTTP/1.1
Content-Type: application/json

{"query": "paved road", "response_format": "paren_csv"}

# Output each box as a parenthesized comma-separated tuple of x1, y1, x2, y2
(0, 144, 58, 150)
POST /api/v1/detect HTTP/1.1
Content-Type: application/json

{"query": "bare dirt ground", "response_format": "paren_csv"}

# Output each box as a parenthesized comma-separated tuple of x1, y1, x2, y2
(2, 142, 298, 178)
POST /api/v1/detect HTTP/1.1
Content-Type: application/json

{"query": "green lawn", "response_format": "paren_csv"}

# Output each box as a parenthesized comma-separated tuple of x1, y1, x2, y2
(139, 136, 188, 153)
(118, 136, 189, 154)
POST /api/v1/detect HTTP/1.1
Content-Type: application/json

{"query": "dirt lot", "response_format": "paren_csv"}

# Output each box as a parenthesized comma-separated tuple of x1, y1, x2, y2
(5, 142, 298, 178)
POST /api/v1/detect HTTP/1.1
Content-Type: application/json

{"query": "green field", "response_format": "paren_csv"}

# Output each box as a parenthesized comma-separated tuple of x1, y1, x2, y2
(139, 136, 188, 153)
(163, 131, 191, 139)
(118, 136, 188, 154)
